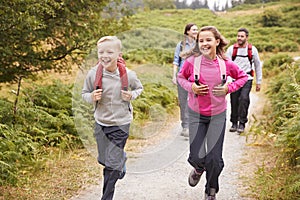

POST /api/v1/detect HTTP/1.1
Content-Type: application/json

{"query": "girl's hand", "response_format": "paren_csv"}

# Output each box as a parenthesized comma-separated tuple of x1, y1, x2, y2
(121, 90, 132, 102)
(212, 83, 228, 96)
(192, 83, 209, 96)
(92, 89, 102, 102)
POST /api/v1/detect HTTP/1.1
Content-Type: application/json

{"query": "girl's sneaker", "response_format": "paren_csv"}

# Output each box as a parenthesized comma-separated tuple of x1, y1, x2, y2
(205, 188, 217, 200)
(188, 168, 204, 187)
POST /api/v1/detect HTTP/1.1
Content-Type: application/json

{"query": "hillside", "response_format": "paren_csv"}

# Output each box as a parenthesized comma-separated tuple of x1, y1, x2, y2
(1, 1, 299, 199)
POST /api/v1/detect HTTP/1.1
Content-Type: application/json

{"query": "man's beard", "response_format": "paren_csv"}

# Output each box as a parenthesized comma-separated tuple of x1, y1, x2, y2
(237, 39, 246, 46)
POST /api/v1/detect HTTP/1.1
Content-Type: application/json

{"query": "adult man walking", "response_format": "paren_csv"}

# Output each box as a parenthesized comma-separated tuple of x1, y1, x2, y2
(226, 28, 262, 134)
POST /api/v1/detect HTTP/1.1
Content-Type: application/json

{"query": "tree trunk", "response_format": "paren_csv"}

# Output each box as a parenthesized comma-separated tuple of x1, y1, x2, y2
(13, 76, 23, 122)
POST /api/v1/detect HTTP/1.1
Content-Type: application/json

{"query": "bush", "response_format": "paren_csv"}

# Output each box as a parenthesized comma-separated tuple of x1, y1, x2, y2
(250, 56, 300, 199)
(124, 48, 174, 64)
(262, 54, 294, 76)
(280, 5, 300, 28)
(280, 41, 299, 52)
(267, 61, 300, 166)
(259, 8, 282, 27)
(0, 80, 82, 185)
(0, 124, 39, 185)
(132, 82, 177, 121)
(0, 99, 14, 124)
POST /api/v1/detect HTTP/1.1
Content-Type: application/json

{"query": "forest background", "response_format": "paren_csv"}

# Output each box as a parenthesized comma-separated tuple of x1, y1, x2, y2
(0, 0, 299, 199)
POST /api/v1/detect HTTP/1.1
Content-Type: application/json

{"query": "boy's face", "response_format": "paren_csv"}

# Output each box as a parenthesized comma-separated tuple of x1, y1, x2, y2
(97, 40, 121, 70)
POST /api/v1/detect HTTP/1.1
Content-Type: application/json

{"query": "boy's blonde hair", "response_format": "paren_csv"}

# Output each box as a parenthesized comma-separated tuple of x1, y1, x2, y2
(97, 36, 122, 50)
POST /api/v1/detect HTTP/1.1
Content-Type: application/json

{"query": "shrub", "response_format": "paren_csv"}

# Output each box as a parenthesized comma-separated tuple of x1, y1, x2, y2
(280, 42, 299, 52)
(0, 80, 82, 185)
(268, 62, 300, 166)
(250, 56, 300, 199)
(124, 48, 174, 64)
(259, 8, 283, 27)
(262, 54, 294, 76)
(0, 124, 39, 185)
(0, 99, 14, 124)
(132, 82, 177, 121)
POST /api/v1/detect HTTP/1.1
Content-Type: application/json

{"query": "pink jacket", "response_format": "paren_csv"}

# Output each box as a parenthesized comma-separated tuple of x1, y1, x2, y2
(177, 55, 248, 116)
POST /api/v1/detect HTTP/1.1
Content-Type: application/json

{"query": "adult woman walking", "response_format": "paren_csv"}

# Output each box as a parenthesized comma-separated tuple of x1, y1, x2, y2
(172, 23, 198, 137)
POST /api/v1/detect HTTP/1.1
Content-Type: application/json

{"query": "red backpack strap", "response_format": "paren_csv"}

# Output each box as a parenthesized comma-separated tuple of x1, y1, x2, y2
(94, 56, 128, 91)
(117, 57, 128, 91)
(94, 61, 103, 90)
(247, 43, 253, 65)
(232, 43, 239, 61)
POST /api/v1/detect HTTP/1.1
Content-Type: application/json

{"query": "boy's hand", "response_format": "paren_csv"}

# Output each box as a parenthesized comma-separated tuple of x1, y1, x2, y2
(92, 89, 102, 102)
(212, 83, 228, 96)
(192, 83, 209, 96)
(121, 90, 132, 102)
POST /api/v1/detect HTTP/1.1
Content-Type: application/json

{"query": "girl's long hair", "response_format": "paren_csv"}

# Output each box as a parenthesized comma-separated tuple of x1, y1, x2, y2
(184, 26, 229, 60)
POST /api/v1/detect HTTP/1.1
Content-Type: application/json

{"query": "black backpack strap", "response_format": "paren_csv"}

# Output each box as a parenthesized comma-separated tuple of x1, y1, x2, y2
(178, 41, 183, 65)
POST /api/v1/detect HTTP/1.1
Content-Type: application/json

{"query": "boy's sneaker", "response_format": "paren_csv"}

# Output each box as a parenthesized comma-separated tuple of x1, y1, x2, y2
(119, 153, 127, 179)
(229, 123, 238, 132)
(119, 163, 126, 179)
(237, 123, 245, 134)
(180, 128, 189, 137)
(188, 169, 204, 187)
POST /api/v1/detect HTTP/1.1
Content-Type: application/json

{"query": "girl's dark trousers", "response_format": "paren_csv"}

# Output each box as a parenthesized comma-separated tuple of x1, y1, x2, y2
(94, 123, 129, 200)
(188, 108, 226, 195)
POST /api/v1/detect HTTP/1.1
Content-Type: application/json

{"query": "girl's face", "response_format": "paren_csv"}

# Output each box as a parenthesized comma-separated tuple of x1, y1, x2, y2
(187, 25, 198, 39)
(197, 30, 220, 59)
(97, 40, 121, 71)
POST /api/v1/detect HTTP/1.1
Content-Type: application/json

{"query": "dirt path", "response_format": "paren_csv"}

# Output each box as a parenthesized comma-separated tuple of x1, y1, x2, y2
(70, 92, 261, 200)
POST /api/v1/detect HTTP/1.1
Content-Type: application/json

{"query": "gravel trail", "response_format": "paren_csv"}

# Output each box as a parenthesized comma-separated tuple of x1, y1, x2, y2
(71, 93, 260, 200)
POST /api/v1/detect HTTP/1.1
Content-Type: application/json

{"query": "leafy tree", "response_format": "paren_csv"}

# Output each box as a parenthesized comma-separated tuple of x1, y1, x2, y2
(0, 0, 125, 83)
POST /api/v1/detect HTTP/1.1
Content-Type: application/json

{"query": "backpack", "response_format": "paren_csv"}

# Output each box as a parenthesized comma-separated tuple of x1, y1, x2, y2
(94, 57, 128, 91)
(232, 43, 254, 76)
(193, 55, 226, 86)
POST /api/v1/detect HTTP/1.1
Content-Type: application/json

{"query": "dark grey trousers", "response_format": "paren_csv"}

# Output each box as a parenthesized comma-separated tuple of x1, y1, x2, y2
(177, 79, 189, 129)
(188, 108, 226, 194)
(230, 80, 253, 124)
(94, 123, 129, 200)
